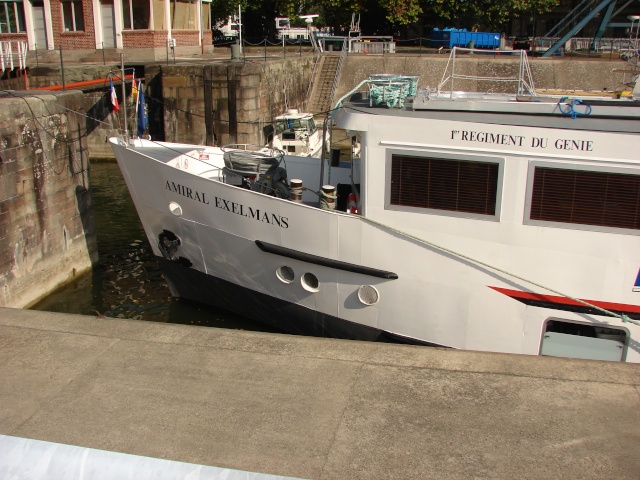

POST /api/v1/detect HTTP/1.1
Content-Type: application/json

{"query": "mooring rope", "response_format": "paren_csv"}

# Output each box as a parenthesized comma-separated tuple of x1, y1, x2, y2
(319, 189, 337, 210)
(369, 82, 408, 108)
(557, 97, 593, 119)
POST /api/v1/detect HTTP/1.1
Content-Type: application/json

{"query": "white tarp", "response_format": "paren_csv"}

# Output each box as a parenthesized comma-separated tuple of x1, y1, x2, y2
(0, 435, 305, 480)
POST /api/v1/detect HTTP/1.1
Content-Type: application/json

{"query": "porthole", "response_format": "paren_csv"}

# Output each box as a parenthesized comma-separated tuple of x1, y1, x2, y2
(276, 266, 295, 284)
(301, 272, 319, 293)
(358, 285, 380, 306)
(169, 202, 182, 216)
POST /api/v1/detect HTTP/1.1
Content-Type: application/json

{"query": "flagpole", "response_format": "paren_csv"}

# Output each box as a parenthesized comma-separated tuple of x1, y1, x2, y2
(134, 80, 140, 138)
(121, 53, 128, 141)
(131, 71, 136, 137)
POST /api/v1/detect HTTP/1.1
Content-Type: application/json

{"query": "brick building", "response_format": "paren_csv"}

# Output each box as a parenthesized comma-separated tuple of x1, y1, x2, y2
(0, 0, 213, 59)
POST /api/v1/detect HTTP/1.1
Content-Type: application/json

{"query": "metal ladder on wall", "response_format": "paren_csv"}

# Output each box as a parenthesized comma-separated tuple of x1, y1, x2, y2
(328, 39, 348, 111)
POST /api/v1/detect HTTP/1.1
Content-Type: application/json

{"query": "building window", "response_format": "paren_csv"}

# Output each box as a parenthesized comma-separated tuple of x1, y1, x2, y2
(201, 1, 210, 30)
(122, 0, 149, 30)
(61, 0, 84, 31)
(171, 0, 197, 30)
(0, 1, 26, 33)
(390, 154, 499, 216)
(530, 166, 640, 230)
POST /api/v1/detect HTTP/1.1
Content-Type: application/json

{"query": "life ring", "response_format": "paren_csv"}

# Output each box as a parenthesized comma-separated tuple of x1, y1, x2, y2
(347, 192, 358, 214)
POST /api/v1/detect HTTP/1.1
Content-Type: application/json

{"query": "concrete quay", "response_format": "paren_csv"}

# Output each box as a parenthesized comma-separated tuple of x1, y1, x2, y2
(1, 307, 639, 479)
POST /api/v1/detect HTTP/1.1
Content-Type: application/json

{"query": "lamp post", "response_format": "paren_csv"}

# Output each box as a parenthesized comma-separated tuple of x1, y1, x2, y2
(238, 5, 243, 55)
(628, 15, 640, 51)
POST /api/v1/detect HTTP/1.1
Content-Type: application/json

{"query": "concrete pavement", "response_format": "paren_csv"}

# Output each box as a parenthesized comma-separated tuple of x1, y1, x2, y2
(0, 307, 639, 479)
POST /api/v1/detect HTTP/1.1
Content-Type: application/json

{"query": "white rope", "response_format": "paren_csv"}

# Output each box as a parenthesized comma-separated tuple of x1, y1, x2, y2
(359, 215, 640, 327)
(320, 190, 337, 210)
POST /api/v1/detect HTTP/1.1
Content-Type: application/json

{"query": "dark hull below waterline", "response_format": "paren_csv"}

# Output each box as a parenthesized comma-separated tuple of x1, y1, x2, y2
(156, 257, 439, 347)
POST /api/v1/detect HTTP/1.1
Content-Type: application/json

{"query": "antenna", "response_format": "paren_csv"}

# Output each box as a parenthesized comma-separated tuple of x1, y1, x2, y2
(299, 14, 319, 24)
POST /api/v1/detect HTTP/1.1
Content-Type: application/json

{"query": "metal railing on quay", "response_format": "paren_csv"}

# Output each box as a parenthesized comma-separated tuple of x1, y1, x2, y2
(0, 40, 28, 70)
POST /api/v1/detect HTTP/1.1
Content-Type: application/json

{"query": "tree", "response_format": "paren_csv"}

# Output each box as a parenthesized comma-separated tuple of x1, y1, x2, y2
(211, 0, 559, 40)
(421, 0, 558, 32)
(377, 0, 422, 25)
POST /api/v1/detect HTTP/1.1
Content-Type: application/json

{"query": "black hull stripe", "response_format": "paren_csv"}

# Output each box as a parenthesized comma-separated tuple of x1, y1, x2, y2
(255, 240, 399, 279)
(156, 256, 437, 346)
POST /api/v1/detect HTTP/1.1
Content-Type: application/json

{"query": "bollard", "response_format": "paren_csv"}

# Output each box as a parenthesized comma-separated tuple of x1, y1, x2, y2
(230, 43, 241, 61)
(290, 179, 303, 203)
(320, 185, 336, 210)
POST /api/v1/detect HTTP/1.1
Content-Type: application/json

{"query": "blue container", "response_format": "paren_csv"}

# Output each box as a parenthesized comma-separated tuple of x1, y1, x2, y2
(431, 28, 500, 49)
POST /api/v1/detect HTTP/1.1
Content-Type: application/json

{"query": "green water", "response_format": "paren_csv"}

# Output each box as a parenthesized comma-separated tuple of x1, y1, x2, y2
(32, 162, 278, 332)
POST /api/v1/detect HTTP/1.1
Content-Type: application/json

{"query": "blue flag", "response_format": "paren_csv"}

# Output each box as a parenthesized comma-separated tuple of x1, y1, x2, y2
(137, 81, 147, 137)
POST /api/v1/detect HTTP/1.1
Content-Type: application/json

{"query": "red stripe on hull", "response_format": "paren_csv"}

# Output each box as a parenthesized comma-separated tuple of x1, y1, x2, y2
(489, 286, 640, 315)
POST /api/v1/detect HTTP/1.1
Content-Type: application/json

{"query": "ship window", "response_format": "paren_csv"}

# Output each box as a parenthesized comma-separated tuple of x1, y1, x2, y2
(305, 118, 317, 134)
(301, 272, 319, 292)
(530, 167, 640, 230)
(275, 121, 285, 135)
(276, 266, 295, 284)
(390, 154, 498, 215)
(541, 319, 627, 362)
(274, 117, 316, 136)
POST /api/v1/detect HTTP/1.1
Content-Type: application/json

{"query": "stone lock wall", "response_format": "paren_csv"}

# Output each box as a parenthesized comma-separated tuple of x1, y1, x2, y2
(27, 65, 117, 89)
(0, 91, 98, 308)
(0, 54, 624, 308)
(83, 83, 134, 160)
(160, 57, 316, 147)
(335, 55, 627, 100)
(25, 65, 149, 159)
(24, 55, 627, 160)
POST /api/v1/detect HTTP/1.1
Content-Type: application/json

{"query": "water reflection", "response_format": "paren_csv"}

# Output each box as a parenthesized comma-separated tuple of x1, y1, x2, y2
(32, 162, 278, 333)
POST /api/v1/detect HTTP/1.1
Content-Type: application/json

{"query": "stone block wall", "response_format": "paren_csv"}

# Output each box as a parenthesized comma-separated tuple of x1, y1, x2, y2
(160, 57, 315, 147)
(18, 54, 628, 164)
(0, 91, 98, 308)
(153, 54, 626, 149)
(83, 81, 134, 160)
(24, 65, 140, 158)
(27, 65, 117, 89)
(335, 55, 627, 100)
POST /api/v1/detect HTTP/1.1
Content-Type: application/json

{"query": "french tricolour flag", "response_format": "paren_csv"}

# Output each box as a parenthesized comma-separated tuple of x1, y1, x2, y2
(109, 78, 119, 112)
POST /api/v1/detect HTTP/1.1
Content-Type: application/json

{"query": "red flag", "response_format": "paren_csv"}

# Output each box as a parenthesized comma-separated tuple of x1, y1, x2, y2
(110, 78, 119, 112)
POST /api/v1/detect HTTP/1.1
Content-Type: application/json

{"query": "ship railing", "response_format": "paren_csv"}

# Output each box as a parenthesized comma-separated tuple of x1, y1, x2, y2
(535, 36, 638, 53)
(349, 37, 395, 54)
(436, 46, 536, 97)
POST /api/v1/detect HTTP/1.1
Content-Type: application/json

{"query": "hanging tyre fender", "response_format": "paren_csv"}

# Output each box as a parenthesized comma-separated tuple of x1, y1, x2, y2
(158, 229, 181, 260)
(157, 230, 193, 268)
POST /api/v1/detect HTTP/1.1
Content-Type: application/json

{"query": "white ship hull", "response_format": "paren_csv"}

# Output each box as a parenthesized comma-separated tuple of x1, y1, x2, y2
(110, 54, 640, 362)
(111, 115, 640, 362)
